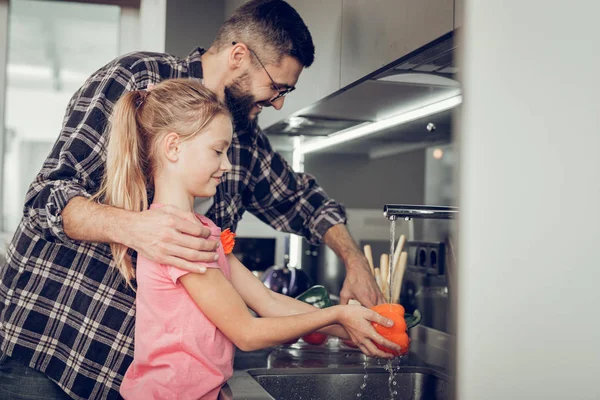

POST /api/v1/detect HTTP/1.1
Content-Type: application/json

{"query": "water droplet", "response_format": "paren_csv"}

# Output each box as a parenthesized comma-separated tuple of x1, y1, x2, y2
(364, 374, 368, 379)
(393, 391, 398, 395)
(393, 381, 397, 386)
(356, 393, 361, 398)
(360, 383, 367, 389)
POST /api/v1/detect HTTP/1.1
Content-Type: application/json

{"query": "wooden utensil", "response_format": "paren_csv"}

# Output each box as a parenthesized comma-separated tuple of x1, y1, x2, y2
(363, 245, 375, 275)
(392, 235, 406, 274)
(391, 251, 408, 304)
(380, 253, 390, 302)
(380, 253, 390, 283)
(373, 267, 382, 291)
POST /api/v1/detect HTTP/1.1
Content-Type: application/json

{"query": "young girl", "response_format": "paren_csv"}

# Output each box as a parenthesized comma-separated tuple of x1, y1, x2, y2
(96, 79, 400, 399)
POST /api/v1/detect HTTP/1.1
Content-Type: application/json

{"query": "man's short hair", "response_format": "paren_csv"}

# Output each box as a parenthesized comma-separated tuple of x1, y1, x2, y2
(213, 0, 315, 67)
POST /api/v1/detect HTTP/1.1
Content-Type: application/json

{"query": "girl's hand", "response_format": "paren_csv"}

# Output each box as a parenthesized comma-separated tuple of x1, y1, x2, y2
(337, 305, 402, 359)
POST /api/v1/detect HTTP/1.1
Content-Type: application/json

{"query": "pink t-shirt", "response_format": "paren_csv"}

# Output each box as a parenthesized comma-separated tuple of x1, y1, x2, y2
(120, 206, 234, 400)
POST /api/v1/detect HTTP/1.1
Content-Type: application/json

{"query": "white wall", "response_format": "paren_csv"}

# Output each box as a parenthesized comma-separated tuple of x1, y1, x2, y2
(165, 0, 224, 58)
(0, 0, 7, 231)
(139, 0, 166, 52)
(304, 150, 426, 209)
(457, 2, 600, 400)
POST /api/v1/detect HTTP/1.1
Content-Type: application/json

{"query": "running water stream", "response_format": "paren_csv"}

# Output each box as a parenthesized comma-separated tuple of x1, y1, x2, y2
(388, 218, 396, 302)
(356, 217, 402, 399)
(384, 359, 401, 398)
(355, 362, 368, 398)
(386, 217, 399, 399)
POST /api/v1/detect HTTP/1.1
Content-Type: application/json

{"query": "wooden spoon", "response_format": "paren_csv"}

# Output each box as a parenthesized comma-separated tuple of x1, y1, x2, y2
(391, 251, 408, 304)
(363, 244, 375, 275)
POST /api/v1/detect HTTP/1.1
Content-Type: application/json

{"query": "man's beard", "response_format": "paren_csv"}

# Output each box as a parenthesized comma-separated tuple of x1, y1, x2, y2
(224, 75, 258, 133)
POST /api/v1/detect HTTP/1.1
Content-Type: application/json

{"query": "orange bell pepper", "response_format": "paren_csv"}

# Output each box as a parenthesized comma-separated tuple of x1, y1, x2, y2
(370, 303, 410, 356)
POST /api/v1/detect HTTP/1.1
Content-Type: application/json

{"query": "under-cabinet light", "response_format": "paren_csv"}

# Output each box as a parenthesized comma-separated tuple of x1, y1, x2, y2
(295, 95, 463, 155)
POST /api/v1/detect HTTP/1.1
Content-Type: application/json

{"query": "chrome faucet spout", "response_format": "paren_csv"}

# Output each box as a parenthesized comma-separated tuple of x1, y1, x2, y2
(383, 204, 459, 221)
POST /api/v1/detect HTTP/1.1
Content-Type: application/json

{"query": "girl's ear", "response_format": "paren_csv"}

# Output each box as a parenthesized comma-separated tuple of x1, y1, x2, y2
(164, 132, 181, 162)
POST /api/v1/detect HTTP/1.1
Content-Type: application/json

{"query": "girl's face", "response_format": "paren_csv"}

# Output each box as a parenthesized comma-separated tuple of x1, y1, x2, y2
(175, 114, 233, 198)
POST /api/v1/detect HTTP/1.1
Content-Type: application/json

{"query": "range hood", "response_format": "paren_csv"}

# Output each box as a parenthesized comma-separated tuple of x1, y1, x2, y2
(264, 31, 460, 155)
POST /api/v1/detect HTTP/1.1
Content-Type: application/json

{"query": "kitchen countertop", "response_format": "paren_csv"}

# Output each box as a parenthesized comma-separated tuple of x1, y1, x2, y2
(222, 325, 452, 400)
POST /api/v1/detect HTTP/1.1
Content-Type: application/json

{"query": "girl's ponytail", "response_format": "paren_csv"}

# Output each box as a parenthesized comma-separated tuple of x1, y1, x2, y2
(96, 90, 149, 288)
(93, 79, 231, 289)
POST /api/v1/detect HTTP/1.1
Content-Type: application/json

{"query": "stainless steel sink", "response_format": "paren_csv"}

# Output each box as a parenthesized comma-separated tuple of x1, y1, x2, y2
(248, 366, 450, 400)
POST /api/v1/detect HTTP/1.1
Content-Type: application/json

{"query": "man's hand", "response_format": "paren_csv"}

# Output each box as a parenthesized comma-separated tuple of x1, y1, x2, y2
(123, 205, 219, 273)
(339, 255, 385, 308)
(63, 198, 218, 273)
(322, 224, 385, 307)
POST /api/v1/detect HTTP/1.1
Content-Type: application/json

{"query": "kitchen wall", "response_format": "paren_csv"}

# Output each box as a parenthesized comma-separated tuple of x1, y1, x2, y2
(0, 0, 7, 232)
(304, 150, 425, 209)
(138, 0, 166, 52)
(165, 0, 224, 58)
(457, 1, 600, 399)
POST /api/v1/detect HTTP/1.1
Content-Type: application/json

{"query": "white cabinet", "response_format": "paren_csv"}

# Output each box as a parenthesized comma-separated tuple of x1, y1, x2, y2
(340, 0, 454, 87)
(454, 0, 464, 28)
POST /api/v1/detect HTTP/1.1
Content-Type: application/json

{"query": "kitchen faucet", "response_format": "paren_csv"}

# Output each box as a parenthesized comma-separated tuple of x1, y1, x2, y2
(383, 204, 459, 221)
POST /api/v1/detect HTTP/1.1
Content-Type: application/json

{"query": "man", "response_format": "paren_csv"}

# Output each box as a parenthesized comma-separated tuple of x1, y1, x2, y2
(0, 0, 383, 398)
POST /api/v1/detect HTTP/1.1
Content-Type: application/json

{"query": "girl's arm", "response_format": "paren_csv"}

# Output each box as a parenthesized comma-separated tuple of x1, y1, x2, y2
(179, 256, 399, 357)
(227, 254, 349, 338)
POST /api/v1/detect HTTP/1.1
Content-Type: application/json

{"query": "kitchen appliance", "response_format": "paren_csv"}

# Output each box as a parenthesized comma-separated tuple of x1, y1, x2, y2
(261, 265, 313, 298)
(264, 32, 459, 155)
(400, 241, 449, 332)
(299, 241, 346, 297)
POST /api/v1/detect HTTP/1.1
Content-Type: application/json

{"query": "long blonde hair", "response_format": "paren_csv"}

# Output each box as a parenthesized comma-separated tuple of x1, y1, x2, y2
(94, 79, 231, 288)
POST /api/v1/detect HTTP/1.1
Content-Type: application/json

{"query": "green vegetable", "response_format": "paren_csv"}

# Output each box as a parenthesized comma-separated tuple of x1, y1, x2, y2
(295, 285, 333, 309)
(405, 309, 422, 329)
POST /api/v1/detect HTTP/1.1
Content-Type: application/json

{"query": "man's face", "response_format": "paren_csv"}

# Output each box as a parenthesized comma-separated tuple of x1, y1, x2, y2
(224, 54, 303, 132)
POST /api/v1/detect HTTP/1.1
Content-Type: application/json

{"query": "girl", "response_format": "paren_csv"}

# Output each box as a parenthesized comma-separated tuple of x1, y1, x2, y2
(96, 79, 400, 399)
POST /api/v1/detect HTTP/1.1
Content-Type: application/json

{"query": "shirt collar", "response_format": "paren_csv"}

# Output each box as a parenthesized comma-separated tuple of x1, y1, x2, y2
(187, 47, 205, 79)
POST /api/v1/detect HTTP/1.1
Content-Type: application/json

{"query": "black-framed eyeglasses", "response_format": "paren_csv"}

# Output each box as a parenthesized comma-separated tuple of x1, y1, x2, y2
(232, 41, 295, 103)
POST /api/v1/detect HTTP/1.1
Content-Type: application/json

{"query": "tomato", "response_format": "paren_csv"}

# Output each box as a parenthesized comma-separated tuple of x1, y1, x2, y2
(302, 332, 328, 345)
(370, 303, 410, 356)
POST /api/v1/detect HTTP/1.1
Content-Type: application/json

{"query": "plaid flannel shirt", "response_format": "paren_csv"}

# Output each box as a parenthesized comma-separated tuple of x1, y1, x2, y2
(0, 48, 346, 399)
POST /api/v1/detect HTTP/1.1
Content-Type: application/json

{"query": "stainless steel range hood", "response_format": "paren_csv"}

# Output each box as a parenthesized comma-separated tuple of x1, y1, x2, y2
(264, 31, 460, 155)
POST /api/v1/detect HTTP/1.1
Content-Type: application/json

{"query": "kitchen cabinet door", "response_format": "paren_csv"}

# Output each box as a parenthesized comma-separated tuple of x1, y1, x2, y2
(455, 0, 464, 28)
(340, 0, 454, 87)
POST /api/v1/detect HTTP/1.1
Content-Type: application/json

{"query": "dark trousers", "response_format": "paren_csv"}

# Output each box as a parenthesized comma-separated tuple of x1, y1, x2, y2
(0, 352, 72, 400)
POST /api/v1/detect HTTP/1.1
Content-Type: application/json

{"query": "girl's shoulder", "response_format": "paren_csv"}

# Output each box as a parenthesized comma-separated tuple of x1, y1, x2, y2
(194, 214, 222, 237)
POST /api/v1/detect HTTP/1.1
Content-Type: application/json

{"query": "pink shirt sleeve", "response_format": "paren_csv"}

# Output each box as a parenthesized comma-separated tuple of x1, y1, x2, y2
(158, 212, 229, 284)
(164, 258, 222, 285)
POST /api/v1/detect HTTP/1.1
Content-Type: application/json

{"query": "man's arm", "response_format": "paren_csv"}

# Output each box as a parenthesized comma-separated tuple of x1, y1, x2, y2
(323, 224, 385, 308)
(63, 198, 217, 272)
(244, 131, 383, 306)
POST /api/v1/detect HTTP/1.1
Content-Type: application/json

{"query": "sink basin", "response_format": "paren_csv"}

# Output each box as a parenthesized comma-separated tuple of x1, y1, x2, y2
(249, 366, 450, 400)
